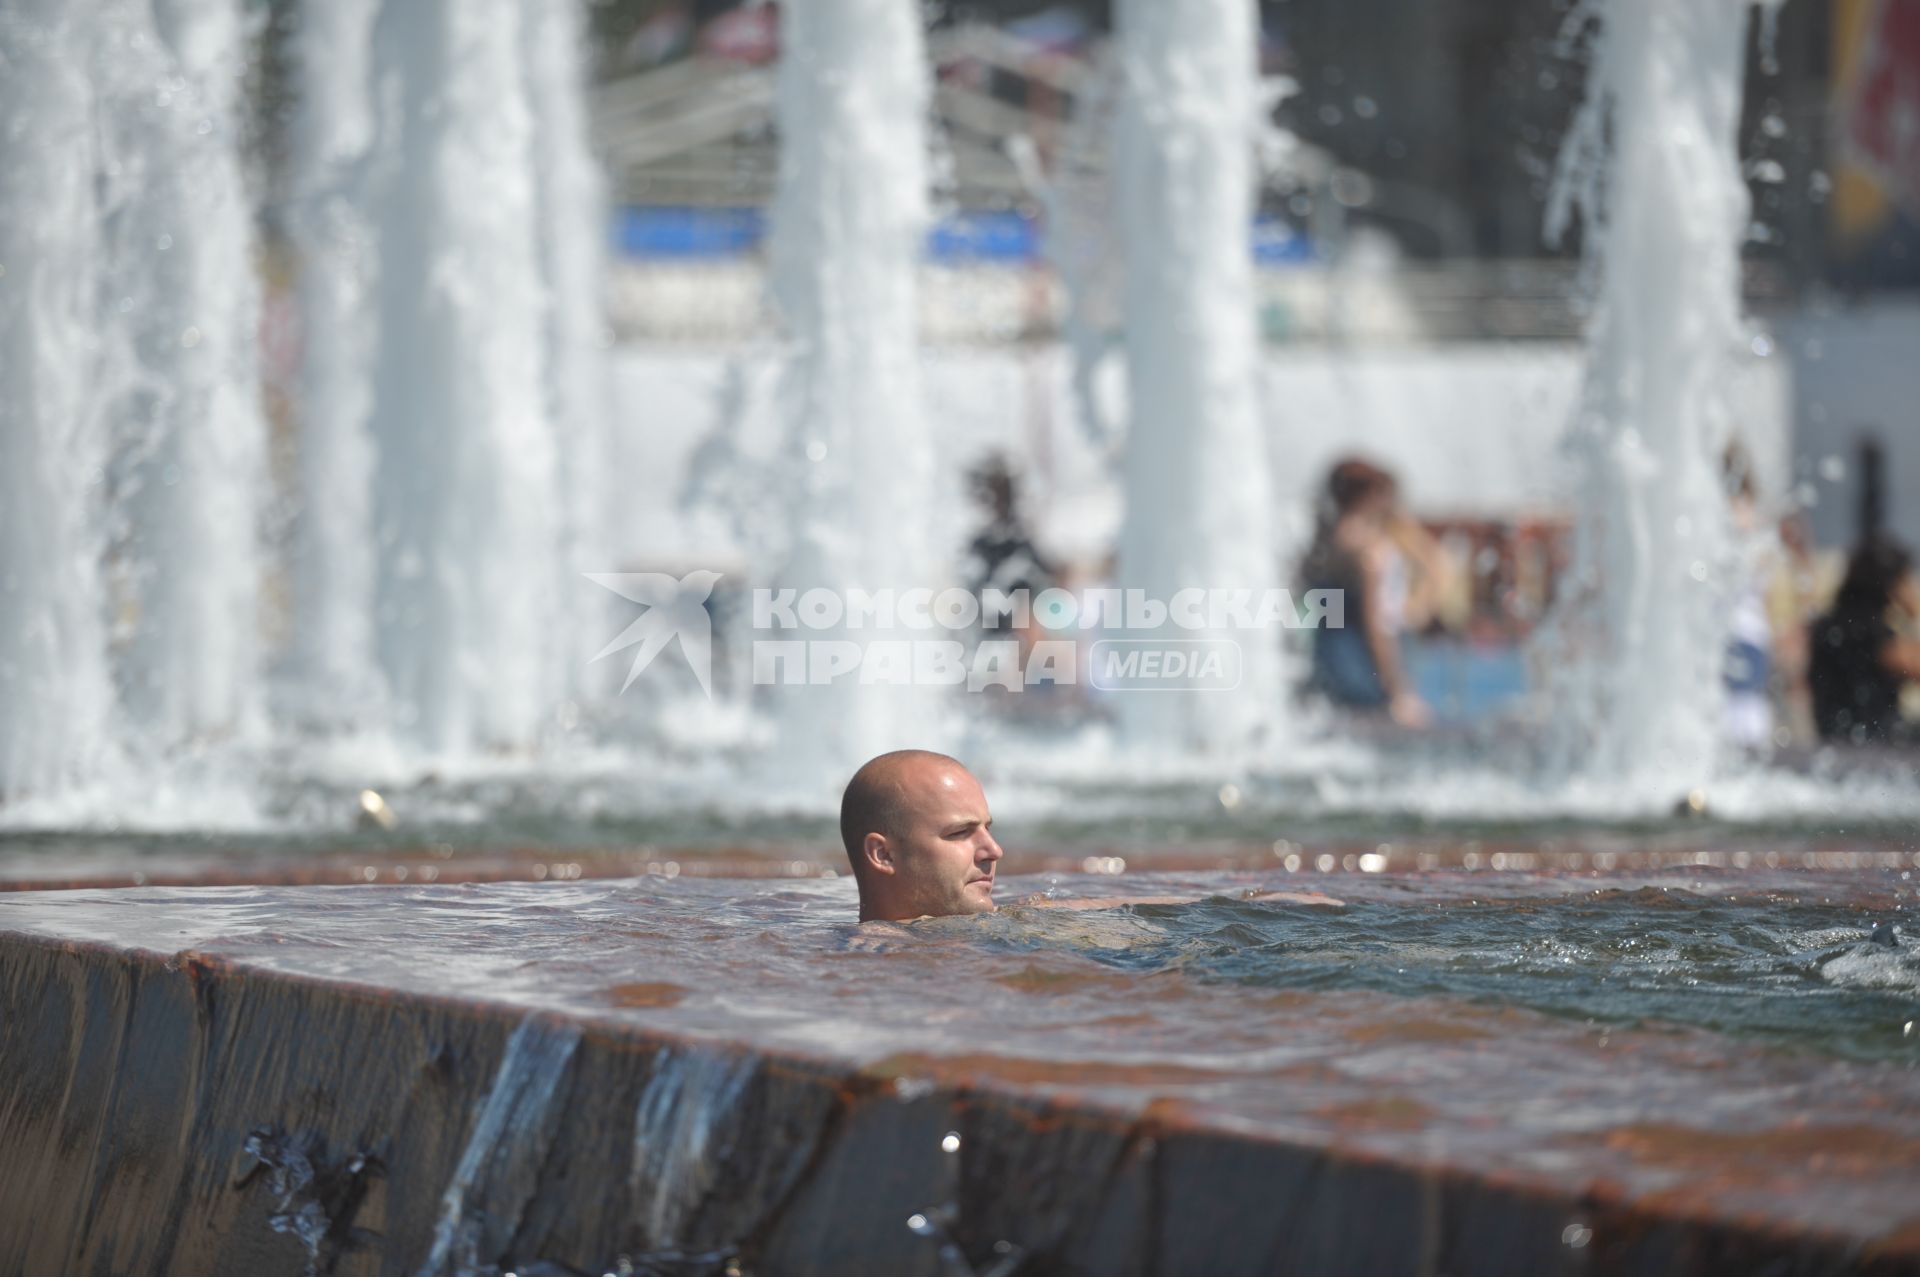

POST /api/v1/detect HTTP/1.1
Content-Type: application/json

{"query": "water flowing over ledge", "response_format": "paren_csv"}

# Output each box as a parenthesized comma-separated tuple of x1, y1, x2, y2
(2, 873, 1918, 1274)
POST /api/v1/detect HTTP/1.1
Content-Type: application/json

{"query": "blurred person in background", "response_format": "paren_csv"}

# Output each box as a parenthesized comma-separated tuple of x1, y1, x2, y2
(1765, 511, 1840, 745)
(1808, 536, 1920, 745)
(962, 454, 1075, 719)
(1299, 457, 1440, 728)
(1721, 444, 1775, 751)
(964, 452, 1057, 630)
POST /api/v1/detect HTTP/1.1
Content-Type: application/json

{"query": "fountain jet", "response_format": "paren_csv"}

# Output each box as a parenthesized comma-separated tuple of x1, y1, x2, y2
(765, 0, 941, 774)
(1113, 0, 1280, 755)
(1545, 0, 1773, 785)
(102, 0, 267, 748)
(366, 0, 562, 754)
(287, 0, 382, 728)
(0, 2, 116, 802)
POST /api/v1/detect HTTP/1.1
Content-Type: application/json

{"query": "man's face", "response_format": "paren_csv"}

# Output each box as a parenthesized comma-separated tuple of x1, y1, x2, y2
(884, 763, 1003, 918)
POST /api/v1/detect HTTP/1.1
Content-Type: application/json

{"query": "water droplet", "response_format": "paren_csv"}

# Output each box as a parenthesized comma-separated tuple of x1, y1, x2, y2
(1562, 1223, 1592, 1248)
(1217, 782, 1242, 809)
(1352, 95, 1377, 119)
(940, 1131, 961, 1153)
(180, 326, 201, 349)
(805, 439, 828, 462)
(156, 233, 172, 251)
(1751, 333, 1774, 357)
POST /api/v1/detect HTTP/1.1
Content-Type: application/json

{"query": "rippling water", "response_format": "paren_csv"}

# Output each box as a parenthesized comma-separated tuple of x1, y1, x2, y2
(975, 883, 1920, 1062)
(7, 868, 1915, 1064)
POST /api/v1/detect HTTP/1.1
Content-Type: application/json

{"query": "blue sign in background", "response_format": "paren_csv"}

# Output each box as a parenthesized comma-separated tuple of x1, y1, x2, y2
(615, 205, 1312, 264)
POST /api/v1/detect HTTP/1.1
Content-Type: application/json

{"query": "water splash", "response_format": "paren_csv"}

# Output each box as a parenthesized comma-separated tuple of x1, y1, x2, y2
(286, 0, 382, 729)
(1112, 0, 1282, 756)
(99, 0, 266, 748)
(1542, 0, 1773, 791)
(0, 2, 117, 802)
(367, 0, 561, 755)
(415, 1017, 581, 1277)
(630, 1044, 757, 1248)
(522, 0, 612, 711)
(238, 1126, 381, 1277)
(762, 0, 945, 777)
(907, 1129, 1026, 1277)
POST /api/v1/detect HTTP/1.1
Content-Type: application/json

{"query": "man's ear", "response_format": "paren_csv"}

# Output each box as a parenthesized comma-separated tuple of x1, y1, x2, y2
(862, 832, 896, 877)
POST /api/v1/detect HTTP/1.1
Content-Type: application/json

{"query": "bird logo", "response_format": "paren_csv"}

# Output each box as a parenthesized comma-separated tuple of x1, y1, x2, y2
(585, 570, 723, 697)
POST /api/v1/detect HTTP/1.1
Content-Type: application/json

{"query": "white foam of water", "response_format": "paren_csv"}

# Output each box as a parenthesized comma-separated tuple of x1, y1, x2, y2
(1820, 944, 1920, 993)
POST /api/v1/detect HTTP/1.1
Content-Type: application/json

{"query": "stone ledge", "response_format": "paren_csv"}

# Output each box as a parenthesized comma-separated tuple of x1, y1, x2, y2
(3, 928, 1915, 1276)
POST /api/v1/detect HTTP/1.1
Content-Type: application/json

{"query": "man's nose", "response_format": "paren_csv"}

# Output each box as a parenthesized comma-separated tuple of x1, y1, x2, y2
(978, 831, 1004, 862)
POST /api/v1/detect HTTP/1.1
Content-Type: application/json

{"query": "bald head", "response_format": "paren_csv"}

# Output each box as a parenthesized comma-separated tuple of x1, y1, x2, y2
(839, 750, 963, 870)
(840, 751, 1004, 920)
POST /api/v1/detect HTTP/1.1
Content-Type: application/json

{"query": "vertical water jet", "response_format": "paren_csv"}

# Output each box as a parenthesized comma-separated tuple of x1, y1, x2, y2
(287, 0, 382, 728)
(101, 0, 267, 747)
(522, 0, 612, 710)
(1112, 0, 1280, 755)
(0, 2, 116, 802)
(367, 0, 561, 755)
(766, 0, 940, 772)
(1547, 0, 1770, 785)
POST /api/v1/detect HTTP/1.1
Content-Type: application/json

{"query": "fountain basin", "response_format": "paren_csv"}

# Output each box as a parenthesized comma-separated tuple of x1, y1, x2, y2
(2, 870, 1918, 1274)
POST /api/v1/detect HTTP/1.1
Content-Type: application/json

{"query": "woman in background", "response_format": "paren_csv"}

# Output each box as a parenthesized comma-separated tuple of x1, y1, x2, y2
(1808, 536, 1920, 745)
(1300, 458, 1436, 729)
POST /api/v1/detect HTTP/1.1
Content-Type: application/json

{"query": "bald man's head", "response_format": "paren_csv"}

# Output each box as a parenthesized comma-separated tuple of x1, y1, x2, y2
(838, 749, 949, 869)
(840, 751, 1004, 921)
